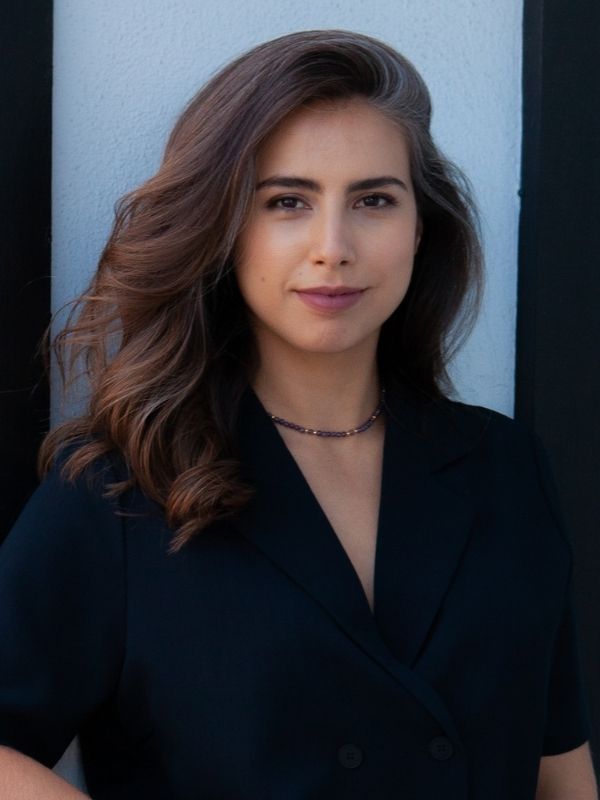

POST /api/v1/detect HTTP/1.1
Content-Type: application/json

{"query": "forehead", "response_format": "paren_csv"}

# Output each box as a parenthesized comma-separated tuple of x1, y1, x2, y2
(256, 98, 411, 175)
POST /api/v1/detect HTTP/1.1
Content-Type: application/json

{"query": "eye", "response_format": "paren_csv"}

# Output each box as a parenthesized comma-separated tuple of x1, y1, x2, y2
(265, 195, 308, 211)
(264, 193, 399, 212)
(356, 193, 398, 209)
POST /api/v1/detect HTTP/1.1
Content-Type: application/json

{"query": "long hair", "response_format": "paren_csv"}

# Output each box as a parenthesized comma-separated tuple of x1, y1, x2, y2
(39, 29, 483, 551)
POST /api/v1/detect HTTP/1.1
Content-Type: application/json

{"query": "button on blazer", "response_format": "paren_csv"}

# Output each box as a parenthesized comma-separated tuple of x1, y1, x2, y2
(0, 381, 592, 799)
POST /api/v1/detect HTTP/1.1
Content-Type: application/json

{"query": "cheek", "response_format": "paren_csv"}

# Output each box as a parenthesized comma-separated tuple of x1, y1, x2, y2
(234, 257, 282, 330)
(235, 264, 263, 313)
(234, 236, 270, 304)
(386, 268, 413, 314)
(373, 249, 416, 319)
(377, 235, 416, 285)
(235, 227, 304, 309)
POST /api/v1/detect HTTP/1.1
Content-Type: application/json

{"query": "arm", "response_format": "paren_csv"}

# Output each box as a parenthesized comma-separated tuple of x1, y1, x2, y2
(529, 433, 596, 799)
(0, 746, 90, 799)
(0, 454, 125, 779)
(536, 741, 598, 800)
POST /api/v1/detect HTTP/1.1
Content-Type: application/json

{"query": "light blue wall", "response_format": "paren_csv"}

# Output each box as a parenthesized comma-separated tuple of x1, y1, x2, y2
(53, 1, 523, 420)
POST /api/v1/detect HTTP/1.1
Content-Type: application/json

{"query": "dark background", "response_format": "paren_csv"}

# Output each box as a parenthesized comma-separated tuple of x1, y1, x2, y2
(517, 0, 600, 772)
(2, 0, 599, 771)
(1, 6, 52, 534)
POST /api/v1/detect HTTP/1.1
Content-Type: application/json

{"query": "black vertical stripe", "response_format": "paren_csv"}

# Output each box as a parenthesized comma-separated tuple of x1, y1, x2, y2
(0, 5, 52, 537)
(517, 0, 599, 766)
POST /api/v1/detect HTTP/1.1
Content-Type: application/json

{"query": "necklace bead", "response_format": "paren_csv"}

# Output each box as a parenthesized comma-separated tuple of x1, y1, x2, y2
(268, 388, 385, 437)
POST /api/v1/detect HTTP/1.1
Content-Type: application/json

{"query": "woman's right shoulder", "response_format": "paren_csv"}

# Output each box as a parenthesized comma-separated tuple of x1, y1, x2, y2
(3, 438, 130, 556)
(0, 440, 129, 767)
(49, 434, 130, 486)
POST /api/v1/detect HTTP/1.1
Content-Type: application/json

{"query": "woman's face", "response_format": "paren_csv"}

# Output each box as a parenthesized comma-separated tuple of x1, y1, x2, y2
(234, 97, 421, 361)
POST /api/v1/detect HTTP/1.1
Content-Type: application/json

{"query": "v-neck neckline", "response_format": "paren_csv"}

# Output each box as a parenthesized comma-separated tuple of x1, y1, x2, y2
(232, 378, 483, 670)
(268, 400, 387, 618)
(234, 383, 413, 621)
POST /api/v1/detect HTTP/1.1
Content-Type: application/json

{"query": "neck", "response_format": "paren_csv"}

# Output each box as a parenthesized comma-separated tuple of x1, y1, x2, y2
(250, 339, 382, 433)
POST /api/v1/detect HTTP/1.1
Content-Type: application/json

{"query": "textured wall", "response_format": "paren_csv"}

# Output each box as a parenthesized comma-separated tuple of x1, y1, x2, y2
(53, 0, 523, 420)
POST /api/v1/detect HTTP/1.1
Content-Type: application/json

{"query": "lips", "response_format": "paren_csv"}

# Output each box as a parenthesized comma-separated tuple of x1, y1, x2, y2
(294, 286, 365, 311)
(300, 285, 363, 295)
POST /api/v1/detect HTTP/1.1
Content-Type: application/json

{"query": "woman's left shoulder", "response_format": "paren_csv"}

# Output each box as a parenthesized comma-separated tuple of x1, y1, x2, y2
(422, 390, 543, 457)
(439, 397, 568, 529)
(387, 381, 550, 473)
(438, 395, 540, 454)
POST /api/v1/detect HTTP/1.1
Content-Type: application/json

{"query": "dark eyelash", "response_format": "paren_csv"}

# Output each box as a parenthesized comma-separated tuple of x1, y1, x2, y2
(265, 196, 304, 210)
(265, 193, 399, 210)
(361, 193, 398, 207)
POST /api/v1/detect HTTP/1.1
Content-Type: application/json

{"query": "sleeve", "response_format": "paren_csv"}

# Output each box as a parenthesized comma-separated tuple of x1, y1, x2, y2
(530, 432, 593, 756)
(542, 581, 592, 755)
(0, 455, 126, 768)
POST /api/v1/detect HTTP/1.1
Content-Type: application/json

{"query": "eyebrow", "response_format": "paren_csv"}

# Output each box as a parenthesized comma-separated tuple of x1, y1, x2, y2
(255, 175, 408, 193)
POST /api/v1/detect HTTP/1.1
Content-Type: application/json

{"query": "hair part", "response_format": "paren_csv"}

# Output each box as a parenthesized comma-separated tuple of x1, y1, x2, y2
(39, 29, 483, 551)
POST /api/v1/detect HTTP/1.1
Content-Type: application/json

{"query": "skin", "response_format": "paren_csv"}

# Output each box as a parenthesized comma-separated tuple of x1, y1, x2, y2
(536, 743, 598, 799)
(234, 96, 421, 429)
(0, 746, 90, 798)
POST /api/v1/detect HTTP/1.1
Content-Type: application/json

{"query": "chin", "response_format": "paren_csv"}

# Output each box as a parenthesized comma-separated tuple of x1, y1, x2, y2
(290, 334, 373, 356)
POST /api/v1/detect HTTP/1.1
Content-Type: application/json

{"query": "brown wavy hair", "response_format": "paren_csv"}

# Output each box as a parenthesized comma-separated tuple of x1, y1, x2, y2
(39, 28, 483, 551)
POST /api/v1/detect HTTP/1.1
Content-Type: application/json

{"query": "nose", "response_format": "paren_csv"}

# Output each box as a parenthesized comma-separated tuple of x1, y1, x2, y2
(308, 206, 355, 268)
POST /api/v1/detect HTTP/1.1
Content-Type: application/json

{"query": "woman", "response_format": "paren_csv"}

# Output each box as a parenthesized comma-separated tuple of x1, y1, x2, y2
(0, 29, 596, 799)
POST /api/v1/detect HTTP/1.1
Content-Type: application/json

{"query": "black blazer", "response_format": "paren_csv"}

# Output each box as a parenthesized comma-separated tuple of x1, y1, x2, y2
(0, 382, 592, 799)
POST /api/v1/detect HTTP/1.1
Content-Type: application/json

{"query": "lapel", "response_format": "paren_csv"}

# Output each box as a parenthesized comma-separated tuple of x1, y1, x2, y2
(231, 379, 491, 740)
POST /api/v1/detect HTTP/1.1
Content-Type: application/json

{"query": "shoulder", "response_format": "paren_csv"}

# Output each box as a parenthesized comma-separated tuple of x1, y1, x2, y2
(404, 390, 566, 516)
(37, 435, 149, 522)
(49, 436, 130, 488)
(438, 397, 556, 479)
(392, 381, 538, 468)
(438, 396, 534, 448)
(431, 396, 572, 546)
(430, 395, 553, 480)
(3, 440, 131, 563)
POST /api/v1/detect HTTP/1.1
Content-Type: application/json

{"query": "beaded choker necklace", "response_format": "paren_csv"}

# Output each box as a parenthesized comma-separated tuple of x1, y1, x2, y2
(268, 387, 386, 437)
